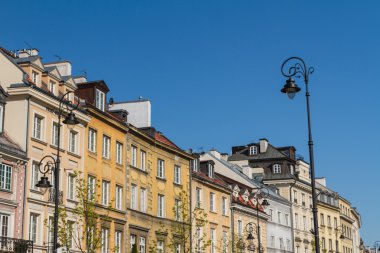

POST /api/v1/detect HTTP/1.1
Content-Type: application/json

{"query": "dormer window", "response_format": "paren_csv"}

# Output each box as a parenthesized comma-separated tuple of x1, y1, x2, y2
(95, 89, 105, 111)
(273, 164, 281, 174)
(0, 104, 4, 133)
(49, 81, 56, 95)
(289, 164, 294, 174)
(31, 71, 39, 84)
(208, 163, 214, 178)
(249, 146, 257, 155)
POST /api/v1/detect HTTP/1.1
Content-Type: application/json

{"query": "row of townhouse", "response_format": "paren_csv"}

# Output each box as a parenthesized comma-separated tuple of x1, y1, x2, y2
(0, 46, 363, 253)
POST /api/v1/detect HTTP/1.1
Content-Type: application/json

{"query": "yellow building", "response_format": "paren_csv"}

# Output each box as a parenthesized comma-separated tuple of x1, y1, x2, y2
(338, 197, 356, 253)
(316, 179, 341, 253)
(2, 48, 91, 253)
(125, 125, 193, 253)
(76, 80, 129, 253)
(191, 159, 231, 253)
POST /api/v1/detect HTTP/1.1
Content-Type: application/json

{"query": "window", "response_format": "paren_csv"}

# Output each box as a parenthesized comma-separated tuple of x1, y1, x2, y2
(0, 104, 3, 133)
(278, 211, 282, 224)
(273, 164, 281, 174)
(175, 243, 181, 253)
(191, 159, 199, 172)
(87, 176, 96, 200)
(223, 231, 228, 253)
(208, 163, 214, 178)
(222, 197, 228, 216)
(0, 214, 9, 237)
(116, 142, 123, 164)
(157, 240, 164, 253)
(101, 228, 109, 253)
(327, 215, 331, 227)
(329, 239, 333, 251)
(279, 238, 284, 250)
(285, 214, 289, 226)
(52, 122, 59, 146)
(33, 115, 43, 140)
(175, 199, 182, 221)
(269, 209, 273, 221)
(67, 221, 74, 249)
(158, 194, 165, 217)
(69, 131, 77, 153)
(115, 185, 123, 210)
(140, 150, 146, 170)
(32, 71, 39, 84)
(196, 188, 202, 208)
(309, 196, 313, 208)
(31, 163, 40, 190)
(88, 129, 97, 153)
(237, 220, 243, 236)
(294, 213, 299, 229)
(270, 236, 275, 247)
(290, 164, 294, 174)
(293, 190, 298, 203)
(320, 213, 325, 226)
(131, 184, 137, 209)
(140, 237, 146, 253)
(174, 165, 181, 184)
(130, 235, 136, 250)
(140, 188, 147, 212)
(210, 192, 216, 212)
(302, 193, 306, 206)
(303, 216, 307, 231)
(249, 146, 258, 155)
(131, 146, 137, 167)
(157, 159, 165, 179)
(322, 238, 326, 250)
(49, 81, 56, 94)
(47, 217, 54, 245)
(115, 231, 122, 253)
(210, 228, 216, 253)
(29, 213, 38, 243)
(287, 239, 291, 251)
(95, 89, 105, 111)
(68, 174, 75, 200)
(0, 164, 12, 191)
(196, 227, 202, 252)
(101, 181, 110, 206)
(102, 135, 110, 159)
(334, 217, 338, 229)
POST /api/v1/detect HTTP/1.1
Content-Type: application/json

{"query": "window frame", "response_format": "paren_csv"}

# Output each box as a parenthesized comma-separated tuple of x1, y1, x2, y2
(102, 135, 110, 159)
(33, 114, 44, 140)
(95, 89, 105, 111)
(116, 142, 123, 164)
(273, 164, 282, 174)
(0, 164, 12, 191)
(174, 165, 181, 184)
(88, 128, 97, 153)
(68, 130, 78, 154)
(157, 194, 165, 218)
(157, 159, 165, 179)
(101, 180, 110, 206)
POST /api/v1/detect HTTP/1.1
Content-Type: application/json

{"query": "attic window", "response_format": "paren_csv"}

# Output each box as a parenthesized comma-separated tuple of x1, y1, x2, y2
(249, 146, 258, 155)
(95, 89, 105, 111)
(208, 163, 214, 178)
(273, 164, 281, 174)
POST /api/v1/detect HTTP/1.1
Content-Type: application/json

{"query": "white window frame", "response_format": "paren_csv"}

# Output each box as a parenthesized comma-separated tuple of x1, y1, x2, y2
(157, 159, 165, 179)
(101, 227, 109, 253)
(210, 192, 216, 212)
(273, 164, 281, 174)
(116, 142, 123, 164)
(130, 234, 136, 251)
(115, 231, 122, 253)
(33, 114, 43, 140)
(140, 236, 146, 253)
(174, 165, 181, 184)
(238, 220, 243, 236)
(158, 194, 165, 218)
(278, 211, 282, 224)
(140, 188, 147, 212)
(51, 122, 59, 147)
(0, 213, 9, 237)
(131, 145, 137, 167)
(222, 196, 227, 216)
(68, 174, 75, 200)
(29, 213, 39, 243)
(101, 180, 110, 206)
(68, 130, 77, 154)
(95, 89, 105, 111)
(208, 163, 214, 178)
(49, 81, 56, 94)
(115, 185, 123, 210)
(140, 150, 146, 171)
(32, 71, 39, 84)
(131, 184, 137, 209)
(88, 129, 97, 153)
(102, 135, 110, 159)
(211, 228, 216, 253)
(0, 164, 12, 191)
(87, 175, 96, 200)
(31, 163, 40, 190)
(249, 146, 257, 155)
(196, 187, 202, 208)
(157, 240, 164, 253)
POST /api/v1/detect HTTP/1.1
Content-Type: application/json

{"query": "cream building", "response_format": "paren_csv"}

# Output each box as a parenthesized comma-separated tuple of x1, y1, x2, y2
(0, 48, 91, 253)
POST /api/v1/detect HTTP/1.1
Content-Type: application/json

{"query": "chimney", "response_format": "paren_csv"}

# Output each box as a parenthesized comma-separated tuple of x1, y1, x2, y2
(316, 177, 327, 187)
(44, 61, 72, 76)
(209, 148, 221, 159)
(259, 138, 268, 153)
(220, 153, 228, 161)
(17, 48, 39, 58)
(73, 76, 87, 84)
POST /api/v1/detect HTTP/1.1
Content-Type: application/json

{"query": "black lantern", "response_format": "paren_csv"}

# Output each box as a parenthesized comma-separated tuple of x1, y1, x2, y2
(35, 176, 52, 188)
(63, 112, 80, 130)
(261, 199, 270, 207)
(281, 78, 301, 99)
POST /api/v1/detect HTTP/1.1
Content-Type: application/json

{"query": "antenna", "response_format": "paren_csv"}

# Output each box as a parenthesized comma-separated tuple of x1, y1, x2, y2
(53, 54, 62, 61)
(24, 41, 33, 48)
(80, 70, 87, 77)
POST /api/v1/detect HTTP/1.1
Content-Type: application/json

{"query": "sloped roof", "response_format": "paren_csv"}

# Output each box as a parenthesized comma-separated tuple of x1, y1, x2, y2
(228, 143, 288, 161)
(0, 133, 27, 159)
(140, 127, 180, 150)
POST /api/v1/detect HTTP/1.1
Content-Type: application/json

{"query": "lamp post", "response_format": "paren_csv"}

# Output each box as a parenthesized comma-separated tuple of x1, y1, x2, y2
(246, 187, 270, 253)
(35, 91, 80, 253)
(280, 57, 320, 253)
(373, 241, 380, 253)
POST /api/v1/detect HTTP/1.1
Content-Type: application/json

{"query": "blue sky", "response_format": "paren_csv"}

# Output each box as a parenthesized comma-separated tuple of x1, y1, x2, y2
(1, 0, 379, 244)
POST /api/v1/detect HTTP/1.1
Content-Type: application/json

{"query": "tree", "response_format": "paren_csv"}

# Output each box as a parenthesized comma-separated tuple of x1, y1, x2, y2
(149, 190, 211, 253)
(53, 171, 109, 253)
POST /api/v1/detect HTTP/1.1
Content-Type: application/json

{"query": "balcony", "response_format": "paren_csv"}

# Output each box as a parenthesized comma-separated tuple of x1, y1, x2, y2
(48, 188, 63, 204)
(0, 237, 33, 253)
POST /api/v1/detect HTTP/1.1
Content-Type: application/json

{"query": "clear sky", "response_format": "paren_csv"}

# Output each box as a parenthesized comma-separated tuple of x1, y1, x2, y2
(1, 0, 379, 244)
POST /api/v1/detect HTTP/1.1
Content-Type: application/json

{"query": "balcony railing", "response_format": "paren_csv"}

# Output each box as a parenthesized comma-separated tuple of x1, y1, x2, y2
(0, 237, 33, 253)
(48, 188, 63, 204)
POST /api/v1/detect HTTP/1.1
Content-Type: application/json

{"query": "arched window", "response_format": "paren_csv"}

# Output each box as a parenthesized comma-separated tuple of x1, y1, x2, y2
(273, 164, 281, 174)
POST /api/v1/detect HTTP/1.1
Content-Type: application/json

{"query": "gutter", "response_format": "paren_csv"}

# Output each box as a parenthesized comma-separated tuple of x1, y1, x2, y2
(231, 201, 234, 253)
(289, 180, 297, 253)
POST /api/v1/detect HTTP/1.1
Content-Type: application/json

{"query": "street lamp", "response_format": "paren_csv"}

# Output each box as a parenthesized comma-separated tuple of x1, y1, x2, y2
(246, 187, 270, 253)
(373, 241, 380, 253)
(35, 91, 80, 253)
(280, 57, 320, 253)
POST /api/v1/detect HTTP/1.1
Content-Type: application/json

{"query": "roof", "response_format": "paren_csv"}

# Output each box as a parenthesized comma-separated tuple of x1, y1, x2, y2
(192, 170, 230, 190)
(0, 132, 27, 159)
(140, 127, 180, 150)
(228, 143, 290, 161)
(13, 55, 41, 64)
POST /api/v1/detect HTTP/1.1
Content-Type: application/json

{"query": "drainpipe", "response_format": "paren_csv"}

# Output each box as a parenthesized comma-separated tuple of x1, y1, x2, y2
(231, 203, 234, 253)
(189, 159, 193, 253)
(289, 180, 297, 253)
(21, 95, 31, 239)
